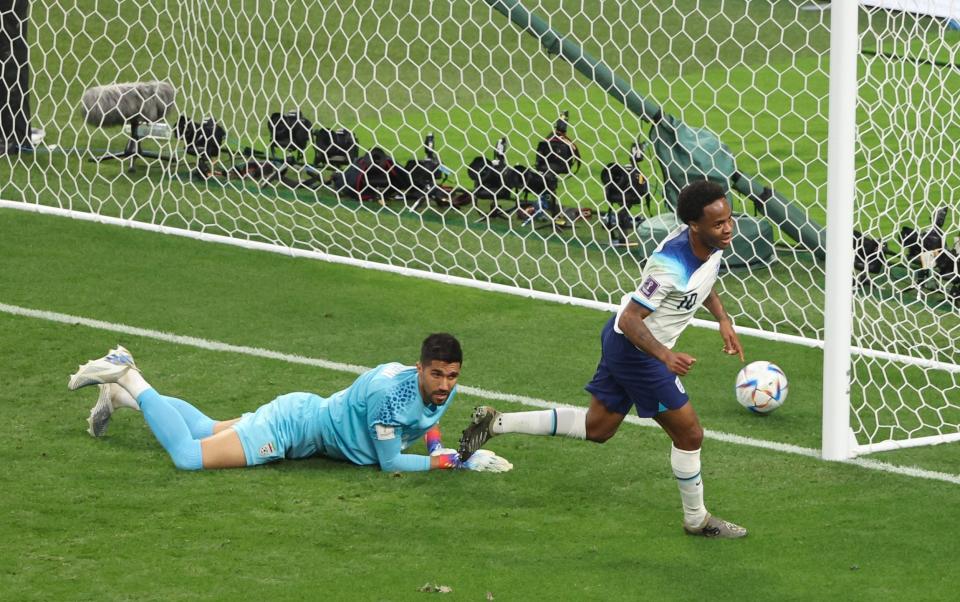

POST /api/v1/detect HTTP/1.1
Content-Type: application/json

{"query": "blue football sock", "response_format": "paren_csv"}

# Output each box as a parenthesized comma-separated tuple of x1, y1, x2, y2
(137, 388, 204, 471)
(161, 395, 216, 439)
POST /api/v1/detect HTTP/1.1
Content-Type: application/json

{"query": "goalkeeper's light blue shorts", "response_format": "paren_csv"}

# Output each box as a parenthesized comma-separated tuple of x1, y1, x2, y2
(232, 392, 324, 466)
(585, 315, 689, 418)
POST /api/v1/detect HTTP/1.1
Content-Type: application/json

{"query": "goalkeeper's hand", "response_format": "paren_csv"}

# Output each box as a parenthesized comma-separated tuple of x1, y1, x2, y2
(463, 449, 513, 472)
(432, 449, 513, 472)
(430, 447, 513, 472)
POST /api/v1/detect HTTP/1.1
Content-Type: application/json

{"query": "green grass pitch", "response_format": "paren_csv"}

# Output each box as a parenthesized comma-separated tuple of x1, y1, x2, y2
(2, 1, 960, 599)
(2, 1, 958, 331)
(1, 209, 958, 600)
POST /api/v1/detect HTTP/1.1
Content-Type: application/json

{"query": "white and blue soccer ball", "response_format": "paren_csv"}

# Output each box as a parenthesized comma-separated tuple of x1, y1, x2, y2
(735, 361, 788, 414)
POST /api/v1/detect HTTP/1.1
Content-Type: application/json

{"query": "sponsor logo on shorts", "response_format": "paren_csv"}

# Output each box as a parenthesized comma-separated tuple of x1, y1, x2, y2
(258, 442, 276, 457)
(639, 277, 660, 298)
(675, 377, 685, 394)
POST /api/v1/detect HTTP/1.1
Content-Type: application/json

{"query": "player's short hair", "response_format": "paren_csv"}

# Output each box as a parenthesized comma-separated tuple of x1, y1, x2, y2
(676, 180, 727, 225)
(420, 333, 463, 365)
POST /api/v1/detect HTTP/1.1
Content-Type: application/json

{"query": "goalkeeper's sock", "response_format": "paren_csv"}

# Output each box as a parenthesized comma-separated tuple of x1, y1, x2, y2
(118, 369, 151, 400)
(492, 408, 586, 439)
(162, 395, 216, 439)
(671, 445, 708, 528)
(136, 388, 204, 471)
(116, 370, 214, 438)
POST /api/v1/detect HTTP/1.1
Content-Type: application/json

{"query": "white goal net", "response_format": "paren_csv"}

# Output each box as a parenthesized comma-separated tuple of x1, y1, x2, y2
(1, 0, 957, 457)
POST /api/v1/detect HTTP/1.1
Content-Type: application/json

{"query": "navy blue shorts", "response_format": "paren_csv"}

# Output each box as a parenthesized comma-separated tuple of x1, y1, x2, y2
(584, 315, 690, 418)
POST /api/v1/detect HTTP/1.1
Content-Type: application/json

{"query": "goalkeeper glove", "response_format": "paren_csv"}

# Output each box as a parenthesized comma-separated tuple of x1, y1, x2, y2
(433, 449, 513, 472)
(424, 426, 444, 455)
(463, 449, 513, 472)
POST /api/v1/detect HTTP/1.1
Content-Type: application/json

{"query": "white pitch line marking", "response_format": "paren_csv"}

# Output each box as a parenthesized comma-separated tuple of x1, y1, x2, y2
(2, 301, 958, 485)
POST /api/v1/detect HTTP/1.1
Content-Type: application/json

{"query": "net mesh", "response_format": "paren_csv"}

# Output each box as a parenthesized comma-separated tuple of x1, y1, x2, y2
(2, 0, 958, 452)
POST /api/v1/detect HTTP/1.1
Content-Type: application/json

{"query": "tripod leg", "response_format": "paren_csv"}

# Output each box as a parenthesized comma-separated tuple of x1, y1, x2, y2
(125, 138, 142, 172)
(475, 201, 506, 223)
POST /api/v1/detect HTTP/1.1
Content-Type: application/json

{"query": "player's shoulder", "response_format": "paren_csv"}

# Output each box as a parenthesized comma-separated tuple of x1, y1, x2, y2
(367, 363, 419, 398)
(654, 226, 690, 258)
(374, 362, 414, 380)
(647, 228, 689, 274)
(650, 226, 713, 278)
(369, 364, 421, 425)
(705, 247, 724, 270)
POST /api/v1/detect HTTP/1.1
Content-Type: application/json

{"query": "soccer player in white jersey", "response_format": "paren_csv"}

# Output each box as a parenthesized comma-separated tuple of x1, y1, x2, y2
(68, 333, 511, 473)
(459, 180, 747, 537)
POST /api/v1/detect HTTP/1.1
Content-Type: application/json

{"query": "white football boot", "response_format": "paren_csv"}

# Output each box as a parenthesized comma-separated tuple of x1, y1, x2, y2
(68, 345, 138, 390)
(86, 383, 141, 437)
(683, 514, 748, 539)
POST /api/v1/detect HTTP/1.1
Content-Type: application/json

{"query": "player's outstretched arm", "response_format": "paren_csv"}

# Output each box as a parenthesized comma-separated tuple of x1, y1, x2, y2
(371, 425, 512, 472)
(703, 289, 744, 361)
(373, 429, 432, 472)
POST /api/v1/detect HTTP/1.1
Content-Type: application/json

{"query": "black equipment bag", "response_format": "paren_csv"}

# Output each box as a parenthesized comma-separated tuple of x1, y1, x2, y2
(268, 110, 312, 159)
(176, 115, 226, 159)
(853, 230, 888, 274)
(936, 247, 960, 303)
(402, 134, 447, 201)
(313, 127, 358, 168)
(403, 157, 442, 200)
(467, 155, 521, 200)
(0, 0, 30, 151)
(514, 165, 557, 202)
(601, 162, 651, 211)
(534, 133, 581, 175)
(337, 147, 410, 201)
(518, 165, 559, 216)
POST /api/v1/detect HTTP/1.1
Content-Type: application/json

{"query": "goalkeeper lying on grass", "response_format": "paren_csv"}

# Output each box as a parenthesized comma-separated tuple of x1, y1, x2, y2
(68, 333, 512, 474)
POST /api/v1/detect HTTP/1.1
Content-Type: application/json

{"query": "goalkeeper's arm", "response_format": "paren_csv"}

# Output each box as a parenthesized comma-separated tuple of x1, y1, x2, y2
(371, 425, 512, 472)
(369, 425, 459, 471)
(422, 425, 512, 471)
(423, 425, 462, 470)
(421, 426, 463, 469)
(423, 425, 444, 454)
(421, 426, 461, 469)
(372, 434, 431, 472)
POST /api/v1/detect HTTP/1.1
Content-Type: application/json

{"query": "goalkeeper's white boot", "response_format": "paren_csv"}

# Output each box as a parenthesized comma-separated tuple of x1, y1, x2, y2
(68, 345, 139, 390)
(86, 383, 141, 437)
(683, 514, 747, 539)
(457, 406, 500, 461)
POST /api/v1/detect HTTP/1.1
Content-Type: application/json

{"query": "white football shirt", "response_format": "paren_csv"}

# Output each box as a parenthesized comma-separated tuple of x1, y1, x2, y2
(614, 225, 722, 349)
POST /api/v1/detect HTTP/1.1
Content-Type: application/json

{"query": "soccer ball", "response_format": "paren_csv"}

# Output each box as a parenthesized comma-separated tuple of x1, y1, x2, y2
(735, 361, 788, 414)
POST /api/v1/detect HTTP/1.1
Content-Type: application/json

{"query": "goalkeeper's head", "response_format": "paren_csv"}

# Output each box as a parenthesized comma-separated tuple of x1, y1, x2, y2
(417, 333, 463, 406)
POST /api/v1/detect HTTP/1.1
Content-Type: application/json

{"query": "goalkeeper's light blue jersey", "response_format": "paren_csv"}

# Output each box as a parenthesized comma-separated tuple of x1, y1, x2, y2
(316, 362, 454, 466)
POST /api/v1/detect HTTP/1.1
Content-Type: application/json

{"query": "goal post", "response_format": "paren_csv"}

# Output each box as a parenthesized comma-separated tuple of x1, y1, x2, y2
(1, 0, 959, 459)
(822, 0, 858, 461)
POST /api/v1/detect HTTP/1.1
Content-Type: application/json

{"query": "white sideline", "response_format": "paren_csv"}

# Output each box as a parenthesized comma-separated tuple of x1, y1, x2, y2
(1, 301, 958, 486)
